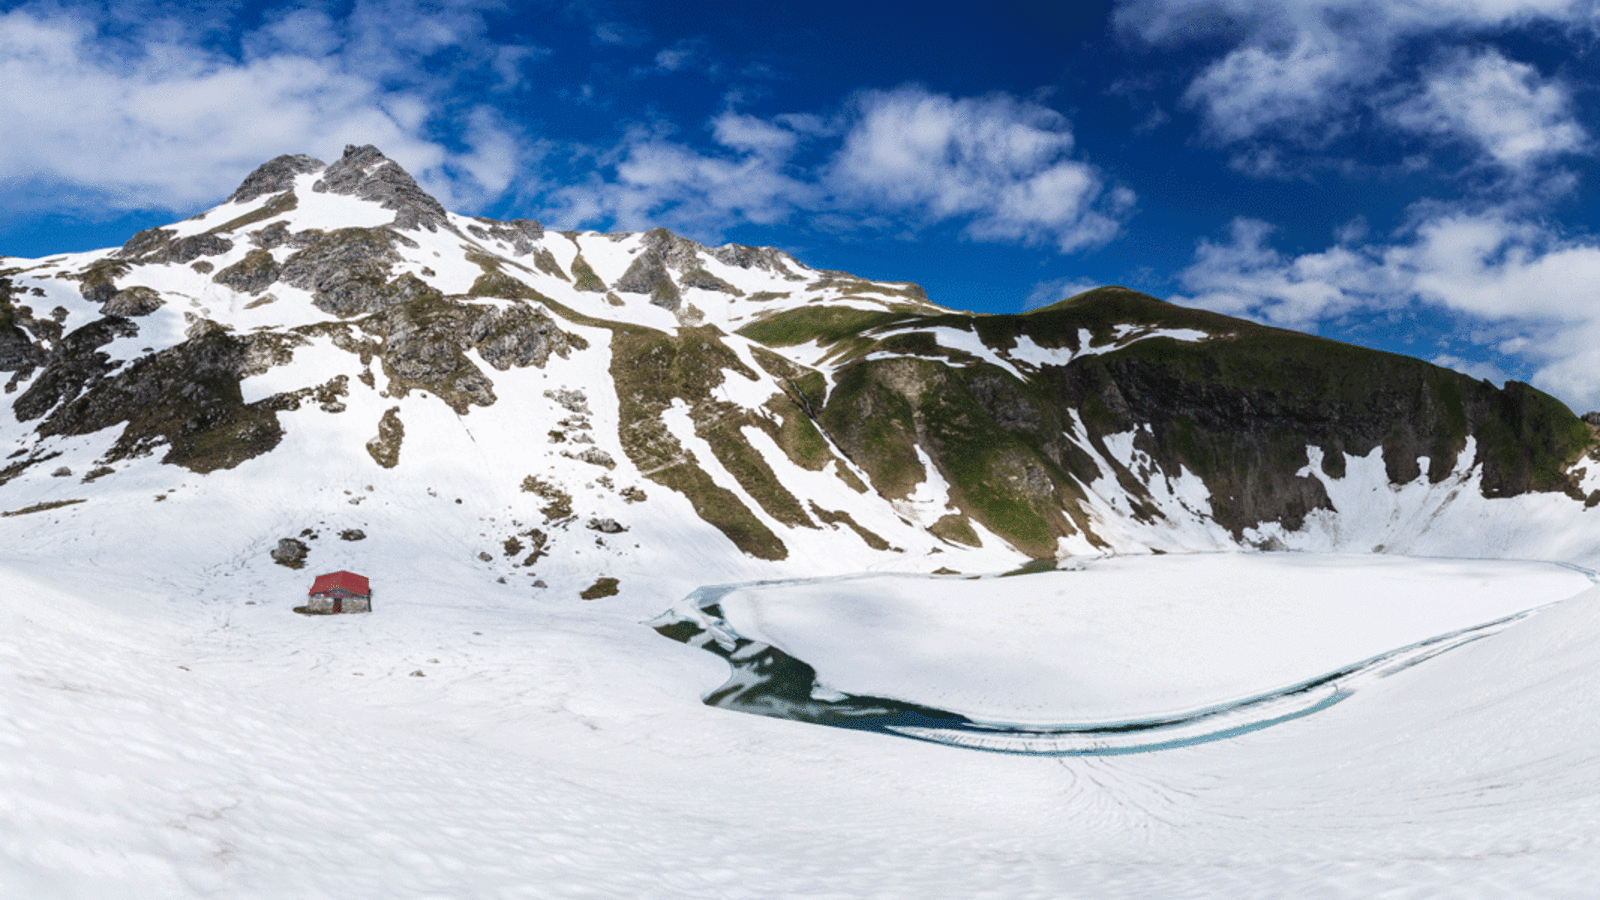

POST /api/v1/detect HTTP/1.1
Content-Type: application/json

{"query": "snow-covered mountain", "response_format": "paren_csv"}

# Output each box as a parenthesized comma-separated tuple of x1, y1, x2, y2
(9, 145, 1600, 898)
(2, 144, 1597, 599)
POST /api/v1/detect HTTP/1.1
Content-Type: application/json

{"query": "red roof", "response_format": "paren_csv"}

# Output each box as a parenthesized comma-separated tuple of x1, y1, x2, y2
(309, 570, 370, 596)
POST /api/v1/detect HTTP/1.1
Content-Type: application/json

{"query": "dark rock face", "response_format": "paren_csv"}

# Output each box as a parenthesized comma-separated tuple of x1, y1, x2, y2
(469, 303, 578, 371)
(14, 317, 139, 422)
(251, 221, 292, 249)
(20, 322, 286, 472)
(101, 286, 164, 317)
(74, 260, 130, 306)
(313, 144, 451, 232)
(613, 228, 726, 309)
(708, 242, 802, 277)
(367, 278, 497, 413)
(0, 277, 46, 373)
(113, 229, 234, 265)
(230, 154, 326, 204)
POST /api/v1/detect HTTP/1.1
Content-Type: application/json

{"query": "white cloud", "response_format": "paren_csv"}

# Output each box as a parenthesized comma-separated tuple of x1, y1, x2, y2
(545, 115, 817, 236)
(1118, 0, 1594, 157)
(545, 86, 1134, 253)
(828, 87, 1134, 252)
(1387, 49, 1588, 172)
(1175, 209, 1600, 410)
(1182, 32, 1375, 144)
(0, 2, 537, 217)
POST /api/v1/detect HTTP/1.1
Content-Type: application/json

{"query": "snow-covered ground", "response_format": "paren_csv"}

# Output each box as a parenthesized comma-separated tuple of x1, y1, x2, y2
(8, 540, 1600, 897)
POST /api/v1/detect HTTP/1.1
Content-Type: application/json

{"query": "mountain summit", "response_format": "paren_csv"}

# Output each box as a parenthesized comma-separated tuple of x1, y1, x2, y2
(0, 146, 1597, 596)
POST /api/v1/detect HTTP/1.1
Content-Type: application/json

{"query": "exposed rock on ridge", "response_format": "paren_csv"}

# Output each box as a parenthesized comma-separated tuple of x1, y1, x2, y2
(230, 154, 326, 204)
(313, 144, 452, 232)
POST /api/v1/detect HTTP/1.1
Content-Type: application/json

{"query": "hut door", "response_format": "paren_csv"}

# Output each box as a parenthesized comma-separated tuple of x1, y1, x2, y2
(333, 597, 343, 614)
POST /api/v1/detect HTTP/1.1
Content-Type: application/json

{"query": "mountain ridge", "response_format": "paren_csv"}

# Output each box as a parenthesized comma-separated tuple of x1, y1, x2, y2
(1, 144, 1597, 595)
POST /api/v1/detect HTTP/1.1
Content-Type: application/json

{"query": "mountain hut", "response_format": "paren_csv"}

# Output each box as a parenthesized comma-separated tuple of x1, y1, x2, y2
(307, 570, 372, 614)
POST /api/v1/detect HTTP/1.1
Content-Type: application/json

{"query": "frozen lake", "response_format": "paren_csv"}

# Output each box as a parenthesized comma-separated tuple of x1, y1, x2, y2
(658, 554, 1595, 752)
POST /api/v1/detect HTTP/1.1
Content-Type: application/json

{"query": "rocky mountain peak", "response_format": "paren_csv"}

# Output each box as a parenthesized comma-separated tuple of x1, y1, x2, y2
(228, 154, 327, 204)
(312, 144, 452, 233)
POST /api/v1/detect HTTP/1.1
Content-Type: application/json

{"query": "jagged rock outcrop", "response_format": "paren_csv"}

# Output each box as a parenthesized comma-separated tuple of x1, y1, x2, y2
(614, 228, 743, 310)
(0, 277, 47, 373)
(230, 154, 326, 204)
(117, 227, 176, 259)
(101, 286, 163, 317)
(14, 316, 140, 422)
(146, 234, 234, 266)
(707, 242, 804, 277)
(212, 249, 281, 295)
(279, 228, 407, 316)
(469, 303, 583, 371)
(23, 324, 286, 472)
(313, 144, 451, 232)
(467, 219, 545, 254)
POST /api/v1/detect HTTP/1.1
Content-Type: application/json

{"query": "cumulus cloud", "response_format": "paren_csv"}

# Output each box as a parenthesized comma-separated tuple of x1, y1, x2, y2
(1182, 31, 1376, 144)
(830, 88, 1135, 252)
(1117, 0, 1593, 166)
(0, 2, 541, 216)
(545, 113, 817, 234)
(548, 86, 1134, 252)
(1175, 209, 1600, 410)
(1387, 49, 1588, 172)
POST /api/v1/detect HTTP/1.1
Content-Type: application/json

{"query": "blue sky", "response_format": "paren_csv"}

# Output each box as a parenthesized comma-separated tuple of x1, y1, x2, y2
(4, 1, 1600, 411)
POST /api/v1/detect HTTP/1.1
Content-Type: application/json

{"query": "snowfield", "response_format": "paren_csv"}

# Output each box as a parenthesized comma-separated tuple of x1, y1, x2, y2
(8, 540, 1600, 897)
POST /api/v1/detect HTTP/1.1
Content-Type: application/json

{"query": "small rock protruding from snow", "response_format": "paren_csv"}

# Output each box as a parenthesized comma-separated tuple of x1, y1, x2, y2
(270, 538, 309, 568)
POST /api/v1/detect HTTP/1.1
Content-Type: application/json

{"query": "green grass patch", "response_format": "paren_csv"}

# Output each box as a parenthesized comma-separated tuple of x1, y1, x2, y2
(580, 577, 620, 600)
(928, 513, 980, 547)
(569, 254, 605, 292)
(809, 503, 891, 550)
(735, 305, 910, 347)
